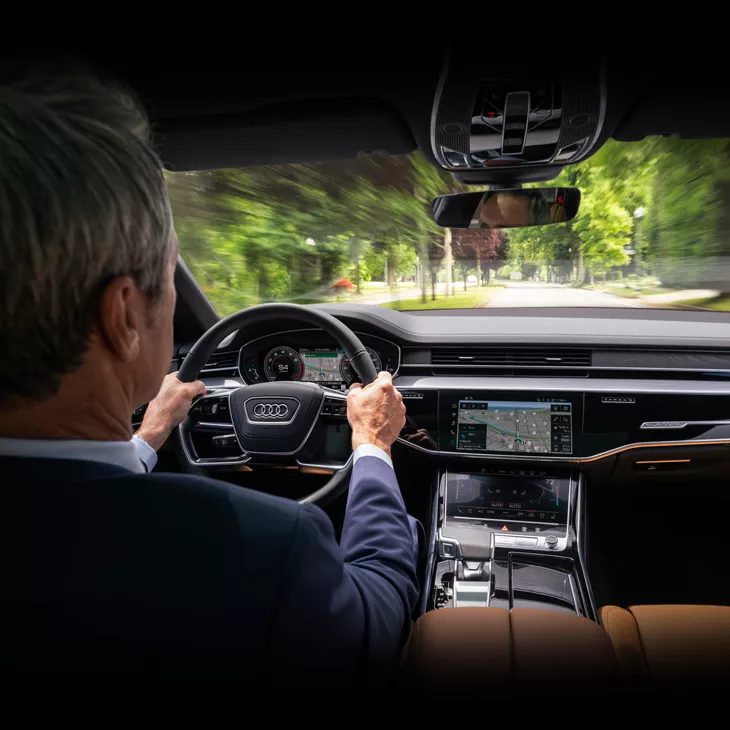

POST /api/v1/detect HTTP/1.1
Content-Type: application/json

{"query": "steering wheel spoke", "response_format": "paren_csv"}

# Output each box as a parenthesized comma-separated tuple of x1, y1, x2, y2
(180, 389, 250, 467)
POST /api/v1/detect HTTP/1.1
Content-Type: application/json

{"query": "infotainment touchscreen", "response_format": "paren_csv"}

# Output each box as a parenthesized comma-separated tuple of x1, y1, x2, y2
(455, 399, 572, 455)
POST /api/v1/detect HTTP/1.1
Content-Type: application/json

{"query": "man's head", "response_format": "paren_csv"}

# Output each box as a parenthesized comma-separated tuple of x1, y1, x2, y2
(0, 74, 176, 420)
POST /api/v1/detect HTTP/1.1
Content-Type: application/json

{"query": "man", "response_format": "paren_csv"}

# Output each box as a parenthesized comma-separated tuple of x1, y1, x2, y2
(0, 74, 417, 683)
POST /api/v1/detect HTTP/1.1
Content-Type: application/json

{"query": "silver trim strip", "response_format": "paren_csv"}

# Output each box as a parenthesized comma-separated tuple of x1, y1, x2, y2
(295, 452, 352, 473)
(200, 365, 240, 374)
(394, 375, 730, 395)
(404, 363, 730, 373)
(452, 516, 562, 527)
(574, 473, 597, 621)
(199, 377, 245, 389)
(437, 529, 462, 560)
(397, 434, 730, 464)
(640, 420, 730, 430)
(421, 473, 441, 616)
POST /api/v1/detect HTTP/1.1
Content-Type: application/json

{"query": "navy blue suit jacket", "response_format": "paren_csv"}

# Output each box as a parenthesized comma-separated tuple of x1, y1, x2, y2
(2, 454, 420, 684)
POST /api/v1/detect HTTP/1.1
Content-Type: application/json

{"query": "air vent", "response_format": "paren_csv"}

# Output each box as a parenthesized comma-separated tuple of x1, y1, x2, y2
(432, 348, 592, 368)
(200, 350, 240, 376)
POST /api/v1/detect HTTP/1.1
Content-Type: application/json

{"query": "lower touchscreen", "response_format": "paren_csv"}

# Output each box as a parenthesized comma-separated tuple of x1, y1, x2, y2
(446, 472, 569, 524)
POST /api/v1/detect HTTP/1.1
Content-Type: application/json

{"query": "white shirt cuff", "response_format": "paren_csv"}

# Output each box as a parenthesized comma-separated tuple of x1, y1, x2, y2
(132, 435, 158, 473)
(353, 443, 393, 470)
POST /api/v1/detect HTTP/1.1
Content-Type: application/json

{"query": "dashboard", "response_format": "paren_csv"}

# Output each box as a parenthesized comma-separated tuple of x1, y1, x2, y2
(181, 305, 730, 478)
(237, 330, 400, 390)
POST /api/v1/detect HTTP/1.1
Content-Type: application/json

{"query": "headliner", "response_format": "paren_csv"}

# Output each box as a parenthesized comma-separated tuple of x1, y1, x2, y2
(2, 44, 729, 177)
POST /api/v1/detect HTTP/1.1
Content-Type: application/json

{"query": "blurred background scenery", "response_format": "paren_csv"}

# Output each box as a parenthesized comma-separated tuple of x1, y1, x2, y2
(168, 138, 730, 314)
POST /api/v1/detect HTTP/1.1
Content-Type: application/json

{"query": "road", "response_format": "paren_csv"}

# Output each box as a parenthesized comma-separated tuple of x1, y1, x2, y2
(485, 282, 641, 308)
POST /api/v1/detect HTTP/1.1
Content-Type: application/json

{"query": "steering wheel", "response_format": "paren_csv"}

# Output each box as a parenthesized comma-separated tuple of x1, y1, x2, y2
(177, 303, 378, 505)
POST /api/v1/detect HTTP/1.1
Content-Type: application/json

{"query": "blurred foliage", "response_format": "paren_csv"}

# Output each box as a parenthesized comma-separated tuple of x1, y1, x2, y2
(506, 138, 730, 289)
(168, 152, 462, 314)
(168, 139, 730, 315)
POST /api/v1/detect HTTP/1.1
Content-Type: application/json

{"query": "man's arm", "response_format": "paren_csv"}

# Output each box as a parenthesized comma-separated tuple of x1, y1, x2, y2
(133, 372, 206, 470)
(269, 372, 419, 681)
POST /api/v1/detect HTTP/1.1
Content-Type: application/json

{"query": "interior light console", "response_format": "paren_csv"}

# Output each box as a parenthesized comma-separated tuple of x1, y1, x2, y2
(430, 50, 605, 180)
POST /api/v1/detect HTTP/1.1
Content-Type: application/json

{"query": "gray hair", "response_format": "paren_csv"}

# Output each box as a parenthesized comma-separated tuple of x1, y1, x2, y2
(0, 74, 173, 407)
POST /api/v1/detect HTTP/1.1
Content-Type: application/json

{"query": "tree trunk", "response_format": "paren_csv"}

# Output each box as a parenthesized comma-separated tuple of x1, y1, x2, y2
(431, 267, 438, 300)
(576, 246, 585, 285)
(463, 267, 468, 292)
(476, 249, 482, 286)
(419, 241, 428, 303)
(444, 229, 453, 296)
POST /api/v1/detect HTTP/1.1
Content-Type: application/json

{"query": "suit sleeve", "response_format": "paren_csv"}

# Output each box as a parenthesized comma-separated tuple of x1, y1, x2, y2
(268, 455, 419, 683)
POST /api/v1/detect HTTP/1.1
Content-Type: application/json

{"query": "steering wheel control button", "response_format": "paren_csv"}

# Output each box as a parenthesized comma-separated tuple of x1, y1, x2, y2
(212, 434, 239, 449)
(322, 396, 347, 419)
(189, 394, 233, 425)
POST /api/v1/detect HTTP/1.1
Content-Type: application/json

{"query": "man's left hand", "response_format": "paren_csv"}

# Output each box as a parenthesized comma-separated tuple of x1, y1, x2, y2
(135, 372, 207, 451)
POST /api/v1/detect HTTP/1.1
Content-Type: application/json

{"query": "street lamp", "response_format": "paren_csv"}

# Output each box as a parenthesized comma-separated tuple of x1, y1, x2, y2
(304, 237, 316, 246)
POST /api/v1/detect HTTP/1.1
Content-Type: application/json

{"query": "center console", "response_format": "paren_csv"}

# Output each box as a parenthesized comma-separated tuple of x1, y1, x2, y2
(430, 462, 594, 618)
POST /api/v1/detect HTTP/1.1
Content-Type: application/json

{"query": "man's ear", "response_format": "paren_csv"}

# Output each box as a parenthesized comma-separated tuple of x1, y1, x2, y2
(97, 276, 145, 363)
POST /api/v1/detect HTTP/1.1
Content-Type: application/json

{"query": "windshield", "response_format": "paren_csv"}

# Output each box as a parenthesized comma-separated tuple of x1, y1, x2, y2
(169, 138, 730, 314)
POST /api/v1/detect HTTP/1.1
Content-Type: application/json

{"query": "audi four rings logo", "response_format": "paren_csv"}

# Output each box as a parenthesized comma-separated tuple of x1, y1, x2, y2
(253, 403, 289, 418)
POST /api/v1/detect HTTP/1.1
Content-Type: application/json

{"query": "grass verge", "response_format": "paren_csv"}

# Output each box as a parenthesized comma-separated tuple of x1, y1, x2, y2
(382, 286, 504, 311)
(584, 284, 671, 298)
(676, 294, 730, 311)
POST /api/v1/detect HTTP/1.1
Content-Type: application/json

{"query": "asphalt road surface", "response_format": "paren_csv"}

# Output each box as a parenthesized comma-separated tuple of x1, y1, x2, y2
(487, 282, 640, 308)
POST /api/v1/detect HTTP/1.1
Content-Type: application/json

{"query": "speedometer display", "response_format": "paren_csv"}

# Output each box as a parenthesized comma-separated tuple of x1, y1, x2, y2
(340, 347, 382, 384)
(263, 346, 303, 381)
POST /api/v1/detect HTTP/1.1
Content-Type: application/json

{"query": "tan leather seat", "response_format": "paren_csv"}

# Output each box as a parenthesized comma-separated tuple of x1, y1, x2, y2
(599, 605, 730, 688)
(403, 607, 621, 693)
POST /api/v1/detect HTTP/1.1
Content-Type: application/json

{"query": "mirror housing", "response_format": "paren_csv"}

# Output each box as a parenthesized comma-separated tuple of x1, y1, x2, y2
(431, 188, 580, 229)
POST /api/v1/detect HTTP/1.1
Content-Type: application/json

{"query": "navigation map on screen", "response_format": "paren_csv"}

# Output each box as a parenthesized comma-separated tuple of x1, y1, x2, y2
(456, 400, 572, 454)
(299, 349, 342, 383)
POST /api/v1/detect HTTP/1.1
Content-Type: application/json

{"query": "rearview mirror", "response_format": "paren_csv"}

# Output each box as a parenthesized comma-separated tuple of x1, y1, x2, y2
(431, 188, 580, 229)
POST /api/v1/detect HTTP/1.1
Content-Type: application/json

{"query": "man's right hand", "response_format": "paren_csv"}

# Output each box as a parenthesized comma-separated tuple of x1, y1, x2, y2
(346, 371, 406, 457)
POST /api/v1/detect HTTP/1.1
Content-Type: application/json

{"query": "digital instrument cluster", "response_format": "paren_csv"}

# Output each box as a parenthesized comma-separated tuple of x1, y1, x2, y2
(239, 331, 399, 389)
(261, 345, 382, 386)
